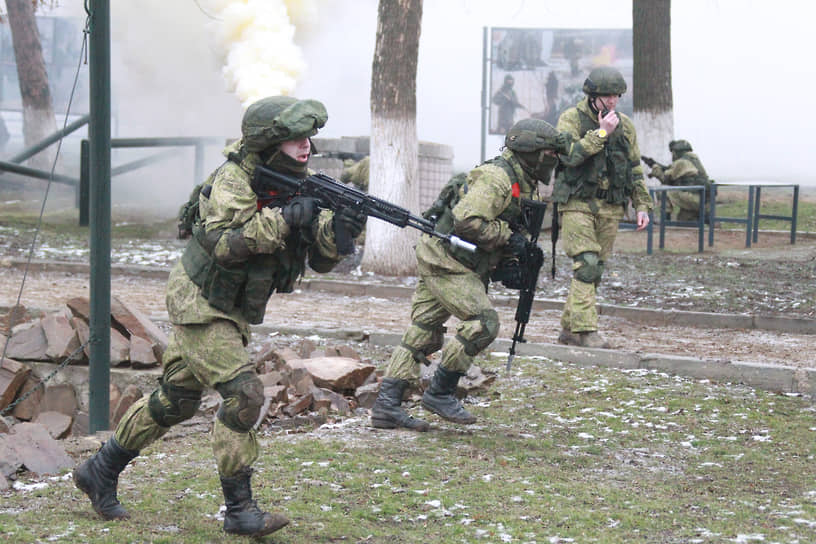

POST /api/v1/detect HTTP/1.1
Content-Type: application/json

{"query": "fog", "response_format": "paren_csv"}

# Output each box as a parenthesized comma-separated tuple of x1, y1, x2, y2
(45, 0, 814, 206)
(296, 0, 814, 185)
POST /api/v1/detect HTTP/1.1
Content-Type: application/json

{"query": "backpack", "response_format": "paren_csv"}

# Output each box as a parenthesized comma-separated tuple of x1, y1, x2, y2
(422, 172, 468, 230)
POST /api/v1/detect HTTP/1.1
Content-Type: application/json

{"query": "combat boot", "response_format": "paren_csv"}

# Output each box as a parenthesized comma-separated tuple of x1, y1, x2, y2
(73, 437, 139, 520)
(578, 331, 610, 349)
(370, 378, 430, 431)
(220, 466, 289, 537)
(557, 327, 581, 346)
(421, 366, 476, 424)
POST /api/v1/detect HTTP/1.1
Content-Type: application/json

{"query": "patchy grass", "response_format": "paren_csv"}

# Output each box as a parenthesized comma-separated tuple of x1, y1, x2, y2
(2, 356, 815, 543)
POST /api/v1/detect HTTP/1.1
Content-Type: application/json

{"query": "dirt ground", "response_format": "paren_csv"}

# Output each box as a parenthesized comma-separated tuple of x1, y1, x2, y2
(0, 249, 814, 371)
(1, 185, 814, 372)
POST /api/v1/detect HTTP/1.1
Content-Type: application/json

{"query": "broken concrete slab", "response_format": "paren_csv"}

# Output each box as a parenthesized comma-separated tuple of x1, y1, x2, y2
(10, 374, 43, 421)
(42, 383, 78, 417)
(34, 411, 73, 439)
(6, 422, 74, 475)
(41, 312, 81, 362)
(129, 334, 158, 368)
(112, 384, 143, 427)
(111, 295, 169, 348)
(287, 356, 375, 392)
(0, 357, 31, 411)
(5, 321, 48, 361)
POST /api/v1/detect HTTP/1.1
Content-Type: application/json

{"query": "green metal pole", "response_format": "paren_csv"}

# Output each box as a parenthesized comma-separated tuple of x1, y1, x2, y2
(88, 0, 111, 433)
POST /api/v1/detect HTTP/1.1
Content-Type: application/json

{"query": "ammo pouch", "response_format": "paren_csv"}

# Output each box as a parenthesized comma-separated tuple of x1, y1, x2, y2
(182, 234, 247, 315)
(239, 256, 276, 324)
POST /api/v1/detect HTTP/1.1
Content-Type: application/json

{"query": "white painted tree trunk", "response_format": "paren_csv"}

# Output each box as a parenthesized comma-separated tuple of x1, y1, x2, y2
(361, 115, 420, 275)
(634, 110, 674, 187)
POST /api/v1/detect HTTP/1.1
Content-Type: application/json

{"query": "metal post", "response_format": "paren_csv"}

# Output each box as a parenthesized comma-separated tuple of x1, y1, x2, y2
(88, 0, 111, 433)
(480, 27, 489, 163)
(752, 186, 762, 243)
(745, 186, 754, 248)
(194, 141, 205, 186)
(791, 185, 799, 244)
(708, 184, 716, 247)
(697, 188, 704, 253)
(659, 191, 667, 249)
(79, 139, 89, 226)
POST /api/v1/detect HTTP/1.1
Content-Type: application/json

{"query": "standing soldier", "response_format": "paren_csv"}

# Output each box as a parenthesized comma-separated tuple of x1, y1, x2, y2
(647, 139, 710, 222)
(552, 66, 652, 349)
(73, 96, 366, 538)
(370, 118, 569, 431)
(492, 74, 526, 134)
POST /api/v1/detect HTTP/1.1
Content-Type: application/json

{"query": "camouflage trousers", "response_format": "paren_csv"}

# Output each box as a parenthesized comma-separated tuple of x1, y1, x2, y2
(384, 272, 497, 384)
(560, 209, 619, 333)
(668, 190, 703, 220)
(114, 319, 258, 477)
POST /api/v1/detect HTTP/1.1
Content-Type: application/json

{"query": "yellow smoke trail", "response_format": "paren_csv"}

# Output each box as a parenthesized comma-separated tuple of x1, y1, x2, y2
(206, 0, 318, 108)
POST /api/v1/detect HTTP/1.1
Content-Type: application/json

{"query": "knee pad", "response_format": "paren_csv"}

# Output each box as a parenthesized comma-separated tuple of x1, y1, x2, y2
(148, 381, 202, 428)
(456, 309, 500, 356)
(573, 251, 604, 285)
(215, 372, 265, 433)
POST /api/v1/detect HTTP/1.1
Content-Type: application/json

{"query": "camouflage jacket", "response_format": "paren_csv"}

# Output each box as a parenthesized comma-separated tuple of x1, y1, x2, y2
(416, 148, 542, 280)
(168, 141, 341, 336)
(553, 98, 652, 217)
(651, 151, 709, 188)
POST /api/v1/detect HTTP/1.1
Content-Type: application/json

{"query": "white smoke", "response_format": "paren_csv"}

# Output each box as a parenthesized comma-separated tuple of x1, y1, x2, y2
(206, 0, 319, 108)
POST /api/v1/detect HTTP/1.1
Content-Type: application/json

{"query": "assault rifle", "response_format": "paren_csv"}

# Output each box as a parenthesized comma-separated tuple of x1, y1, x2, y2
(506, 198, 548, 371)
(251, 165, 477, 255)
(641, 155, 667, 177)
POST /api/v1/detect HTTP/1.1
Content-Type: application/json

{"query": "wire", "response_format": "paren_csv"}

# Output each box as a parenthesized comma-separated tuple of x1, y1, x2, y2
(192, 0, 222, 21)
(0, 15, 91, 379)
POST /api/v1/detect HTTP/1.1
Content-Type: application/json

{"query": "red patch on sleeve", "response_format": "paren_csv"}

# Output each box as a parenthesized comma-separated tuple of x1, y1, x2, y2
(511, 182, 521, 198)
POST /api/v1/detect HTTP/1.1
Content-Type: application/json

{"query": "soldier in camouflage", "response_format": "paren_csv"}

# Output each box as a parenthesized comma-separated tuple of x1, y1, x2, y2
(648, 140, 710, 222)
(73, 96, 366, 538)
(370, 118, 569, 431)
(552, 66, 653, 349)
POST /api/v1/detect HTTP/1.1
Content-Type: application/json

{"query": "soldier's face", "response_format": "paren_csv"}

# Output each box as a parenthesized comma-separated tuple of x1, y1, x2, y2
(593, 94, 619, 111)
(280, 138, 311, 163)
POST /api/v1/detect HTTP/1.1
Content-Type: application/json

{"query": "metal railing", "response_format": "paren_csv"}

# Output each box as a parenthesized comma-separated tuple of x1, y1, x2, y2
(78, 136, 223, 225)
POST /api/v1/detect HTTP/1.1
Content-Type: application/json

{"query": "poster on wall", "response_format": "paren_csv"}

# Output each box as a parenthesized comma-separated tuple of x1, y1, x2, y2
(489, 28, 633, 135)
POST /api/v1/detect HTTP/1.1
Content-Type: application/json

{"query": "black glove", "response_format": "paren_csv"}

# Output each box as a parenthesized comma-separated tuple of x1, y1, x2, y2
(507, 231, 529, 258)
(333, 207, 367, 239)
(491, 261, 523, 290)
(281, 197, 320, 229)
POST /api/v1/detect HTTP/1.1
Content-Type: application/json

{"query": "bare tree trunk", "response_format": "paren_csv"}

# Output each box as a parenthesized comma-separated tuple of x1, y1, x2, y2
(5, 0, 57, 169)
(633, 0, 673, 172)
(360, 0, 423, 276)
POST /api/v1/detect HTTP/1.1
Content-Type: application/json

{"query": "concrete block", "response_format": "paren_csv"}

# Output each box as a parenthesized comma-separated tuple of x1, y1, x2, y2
(754, 315, 816, 335)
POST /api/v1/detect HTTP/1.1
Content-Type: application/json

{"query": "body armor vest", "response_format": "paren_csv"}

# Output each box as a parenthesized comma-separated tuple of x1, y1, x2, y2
(553, 110, 636, 205)
(180, 157, 310, 324)
(429, 156, 526, 274)
(678, 152, 710, 188)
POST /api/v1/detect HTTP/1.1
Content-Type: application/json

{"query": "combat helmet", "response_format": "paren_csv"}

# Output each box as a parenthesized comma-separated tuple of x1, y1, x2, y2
(241, 96, 328, 153)
(505, 118, 569, 181)
(504, 118, 567, 153)
(669, 139, 693, 153)
(582, 66, 627, 96)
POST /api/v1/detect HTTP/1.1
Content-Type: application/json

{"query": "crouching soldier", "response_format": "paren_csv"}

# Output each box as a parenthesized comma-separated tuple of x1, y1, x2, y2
(370, 118, 568, 431)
